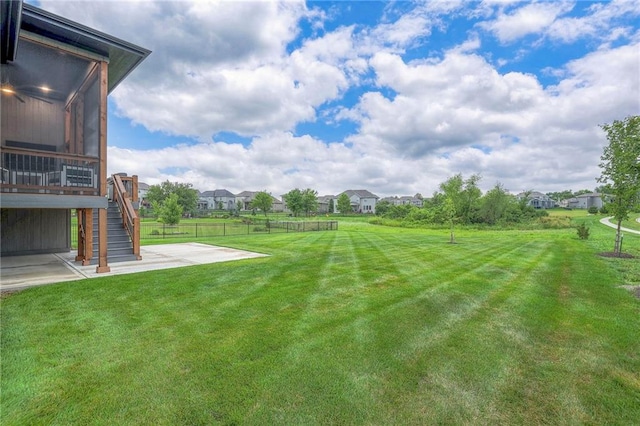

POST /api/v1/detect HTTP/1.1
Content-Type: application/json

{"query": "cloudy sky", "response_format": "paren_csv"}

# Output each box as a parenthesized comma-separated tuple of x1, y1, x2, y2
(33, 0, 640, 197)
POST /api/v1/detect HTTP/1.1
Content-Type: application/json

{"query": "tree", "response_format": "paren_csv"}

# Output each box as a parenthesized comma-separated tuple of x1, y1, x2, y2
(375, 200, 392, 216)
(439, 173, 482, 224)
(337, 193, 352, 214)
(283, 188, 304, 216)
(250, 191, 273, 216)
(158, 193, 183, 225)
(147, 180, 198, 216)
(301, 188, 318, 216)
(328, 198, 334, 214)
(479, 183, 512, 225)
(546, 190, 574, 202)
(597, 115, 640, 253)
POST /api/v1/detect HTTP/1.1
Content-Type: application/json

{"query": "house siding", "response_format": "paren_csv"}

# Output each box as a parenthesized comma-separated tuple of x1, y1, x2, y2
(1, 95, 65, 150)
(1, 208, 70, 255)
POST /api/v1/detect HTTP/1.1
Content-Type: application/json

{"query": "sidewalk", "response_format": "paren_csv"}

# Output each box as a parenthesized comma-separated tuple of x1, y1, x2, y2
(599, 217, 640, 235)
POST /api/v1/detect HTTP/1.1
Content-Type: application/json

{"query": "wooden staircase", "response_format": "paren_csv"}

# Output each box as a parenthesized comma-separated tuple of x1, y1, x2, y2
(89, 202, 138, 264)
(74, 174, 141, 269)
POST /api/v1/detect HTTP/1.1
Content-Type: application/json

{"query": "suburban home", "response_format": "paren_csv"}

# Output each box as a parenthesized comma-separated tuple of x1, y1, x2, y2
(381, 194, 424, 207)
(199, 189, 236, 210)
(516, 191, 555, 209)
(334, 190, 379, 214)
(566, 193, 605, 210)
(138, 182, 150, 207)
(316, 195, 335, 214)
(0, 0, 150, 271)
(235, 191, 284, 212)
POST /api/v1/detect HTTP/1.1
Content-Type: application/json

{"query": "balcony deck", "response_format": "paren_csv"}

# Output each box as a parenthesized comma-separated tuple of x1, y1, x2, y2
(1, 146, 100, 196)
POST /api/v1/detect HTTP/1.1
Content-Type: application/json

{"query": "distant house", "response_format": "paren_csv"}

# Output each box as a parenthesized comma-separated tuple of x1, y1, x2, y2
(516, 191, 555, 209)
(381, 194, 423, 207)
(317, 195, 335, 213)
(138, 182, 150, 207)
(200, 189, 236, 210)
(334, 189, 379, 214)
(566, 193, 605, 210)
(236, 191, 284, 212)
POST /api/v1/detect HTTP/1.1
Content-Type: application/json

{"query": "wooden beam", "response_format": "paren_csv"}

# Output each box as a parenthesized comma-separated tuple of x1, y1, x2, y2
(75, 209, 85, 261)
(74, 95, 84, 155)
(84, 208, 94, 265)
(65, 106, 72, 153)
(96, 61, 110, 273)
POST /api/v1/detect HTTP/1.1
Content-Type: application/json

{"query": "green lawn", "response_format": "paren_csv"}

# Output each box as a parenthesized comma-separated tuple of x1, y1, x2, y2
(2, 221, 639, 425)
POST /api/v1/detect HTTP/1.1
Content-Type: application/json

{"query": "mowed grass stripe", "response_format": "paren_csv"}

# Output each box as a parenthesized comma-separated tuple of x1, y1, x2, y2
(1, 225, 639, 425)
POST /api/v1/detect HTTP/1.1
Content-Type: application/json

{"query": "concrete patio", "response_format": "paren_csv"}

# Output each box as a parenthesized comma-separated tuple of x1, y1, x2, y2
(0, 243, 268, 292)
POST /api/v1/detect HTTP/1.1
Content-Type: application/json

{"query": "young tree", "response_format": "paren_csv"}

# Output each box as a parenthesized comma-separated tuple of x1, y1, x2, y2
(158, 193, 183, 225)
(337, 193, 352, 214)
(283, 188, 304, 216)
(597, 115, 640, 253)
(250, 191, 273, 216)
(442, 197, 457, 243)
(328, 198, 334, 214)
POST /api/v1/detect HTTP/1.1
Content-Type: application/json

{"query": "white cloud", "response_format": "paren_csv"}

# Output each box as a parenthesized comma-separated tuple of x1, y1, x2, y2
(33, 1, 639, 198)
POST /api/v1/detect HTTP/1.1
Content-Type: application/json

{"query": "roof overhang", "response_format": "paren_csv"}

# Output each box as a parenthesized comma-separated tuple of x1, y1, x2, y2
(2, 1, 150, 94)
(0, 0, 22, 63)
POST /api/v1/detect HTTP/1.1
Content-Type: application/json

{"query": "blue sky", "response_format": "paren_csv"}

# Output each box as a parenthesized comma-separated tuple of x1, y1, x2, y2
(34, 0, 640, 196)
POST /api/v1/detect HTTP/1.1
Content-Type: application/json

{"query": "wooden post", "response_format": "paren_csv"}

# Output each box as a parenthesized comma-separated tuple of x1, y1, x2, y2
(76, 208, 85, 261)
(96, 61, 110, 273)
(75, 96, 84, 155)
(83, 208, 93, 265)
(132, 175, 139, 203)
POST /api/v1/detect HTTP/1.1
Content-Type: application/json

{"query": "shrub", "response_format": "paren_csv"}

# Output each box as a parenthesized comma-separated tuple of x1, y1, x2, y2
(150, 229, 160, 236)
(588, 206, 598, 214)
(599, 204, 609, 214)
(576, 223, 590, 240)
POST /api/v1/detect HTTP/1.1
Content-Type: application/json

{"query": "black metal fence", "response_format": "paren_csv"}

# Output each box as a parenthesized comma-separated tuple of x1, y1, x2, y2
(141, 219, 338, 239)
(71, 219, 338, 247)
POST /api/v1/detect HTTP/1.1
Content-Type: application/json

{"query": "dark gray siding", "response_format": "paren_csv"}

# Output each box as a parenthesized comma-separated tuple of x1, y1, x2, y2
(1, 208, 70, 255)
(1, 94, 65, 150)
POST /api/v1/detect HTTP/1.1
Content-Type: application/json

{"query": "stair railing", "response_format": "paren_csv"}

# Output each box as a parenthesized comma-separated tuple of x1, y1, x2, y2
(112, 174, 141, 260)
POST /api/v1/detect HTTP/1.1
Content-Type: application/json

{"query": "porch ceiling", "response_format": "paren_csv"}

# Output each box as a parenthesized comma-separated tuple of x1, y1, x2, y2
(1, 39, 93, 102)
(21, 3, 151, 94)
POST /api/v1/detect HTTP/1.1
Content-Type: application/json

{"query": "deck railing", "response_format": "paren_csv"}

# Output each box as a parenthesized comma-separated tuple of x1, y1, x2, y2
(112, 173, 141, 260)
(0, 146, 99, 195)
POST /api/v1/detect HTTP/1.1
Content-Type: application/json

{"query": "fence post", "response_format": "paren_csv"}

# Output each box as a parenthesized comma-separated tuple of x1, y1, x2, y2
(196, 223, 198, 238)
(224, 223, 226, 236)
(163, 223, 165, 239)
